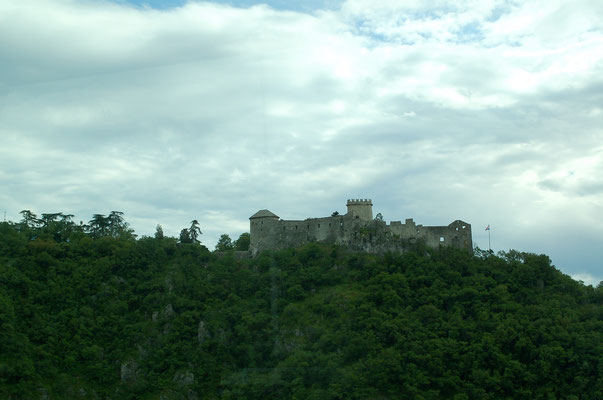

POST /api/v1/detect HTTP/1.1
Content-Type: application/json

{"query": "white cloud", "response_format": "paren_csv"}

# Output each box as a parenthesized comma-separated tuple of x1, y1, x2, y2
(570, 273, 601, 287)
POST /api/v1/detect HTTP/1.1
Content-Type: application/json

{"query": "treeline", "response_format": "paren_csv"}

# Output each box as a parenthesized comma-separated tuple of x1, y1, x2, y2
(14, 210, 135, 242)
(13, 210, 250, 252)
(0, 213, 601, 399)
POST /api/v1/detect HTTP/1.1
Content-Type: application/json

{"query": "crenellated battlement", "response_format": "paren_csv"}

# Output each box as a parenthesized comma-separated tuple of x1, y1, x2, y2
(347, 199, 372, 205)
(346, 198, 373, 221)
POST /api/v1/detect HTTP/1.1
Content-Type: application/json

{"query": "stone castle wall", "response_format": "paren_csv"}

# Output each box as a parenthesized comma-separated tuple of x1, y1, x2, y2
(249, 200, 472, 256)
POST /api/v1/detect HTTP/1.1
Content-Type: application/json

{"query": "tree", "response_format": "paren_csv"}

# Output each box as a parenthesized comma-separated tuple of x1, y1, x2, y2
(189, 220, 202, 244)
(375, 213, 383, 221)
(40, 213, 62, 227)
(179, 228, 192, 244)
(40, 212, 77, 242)
(107, 211, 131, 238)
(331, 211, 339, 217)
(55, 213, 80, 241)
(107, 211, 124, 233)
(87, 214, 108, 238)
(234, 232, 250, 251)
(19, 210, 39, 229)
(60, 214, 74, 223)
(215, 234, 234, 252)
(154, 224, 164, 240)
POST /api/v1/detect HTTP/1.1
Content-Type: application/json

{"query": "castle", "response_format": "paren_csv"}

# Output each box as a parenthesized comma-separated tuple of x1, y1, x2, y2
(249, 199, 473, 256)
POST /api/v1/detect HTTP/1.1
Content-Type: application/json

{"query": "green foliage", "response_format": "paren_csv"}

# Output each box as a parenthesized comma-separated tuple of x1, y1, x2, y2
(0, 217, 601, 399)
(234, 232, 251, 251)
(215, 234, 234, 252)
(154, 224, 164, 240)
(179, 228, 192, 244)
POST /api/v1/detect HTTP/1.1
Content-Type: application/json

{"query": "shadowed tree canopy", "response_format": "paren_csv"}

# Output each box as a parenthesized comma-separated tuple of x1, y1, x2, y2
(0, 212, 600, 399)
(179, 228, 191, 244)
(234, 232, 250, 251)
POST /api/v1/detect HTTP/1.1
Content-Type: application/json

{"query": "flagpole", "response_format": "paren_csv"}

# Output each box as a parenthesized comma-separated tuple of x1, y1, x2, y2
(488, 226, 491, 252)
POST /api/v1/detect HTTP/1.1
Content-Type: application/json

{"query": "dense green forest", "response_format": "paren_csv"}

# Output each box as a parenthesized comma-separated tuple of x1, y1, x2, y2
(0, 212, 601, 399)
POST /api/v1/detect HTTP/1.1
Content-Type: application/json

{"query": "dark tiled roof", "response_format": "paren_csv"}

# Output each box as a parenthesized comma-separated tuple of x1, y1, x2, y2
(250, 209, 279, 219)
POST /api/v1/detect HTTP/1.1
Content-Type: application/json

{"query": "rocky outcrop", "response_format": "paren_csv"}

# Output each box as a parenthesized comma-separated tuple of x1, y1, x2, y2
(197, 320, 209, 344)
(120, 359, 139, 384)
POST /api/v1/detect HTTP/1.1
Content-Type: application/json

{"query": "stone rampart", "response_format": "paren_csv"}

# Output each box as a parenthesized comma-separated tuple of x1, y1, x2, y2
(249, 200, 472, 256)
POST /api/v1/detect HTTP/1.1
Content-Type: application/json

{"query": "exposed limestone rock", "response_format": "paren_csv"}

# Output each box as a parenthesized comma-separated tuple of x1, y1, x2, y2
(37, 388, 50, 400)
(197, 320, 209, 344)
(162, 304, 174, 319)
(153, 304, 174, 323)
(120, 359, 139, 383)
(217, 327, 229, 344)
(173, 371, 195, 387)
(165, 276, 174, 292)
(136, 343, 148, 357)
(159, 388, 198, 400)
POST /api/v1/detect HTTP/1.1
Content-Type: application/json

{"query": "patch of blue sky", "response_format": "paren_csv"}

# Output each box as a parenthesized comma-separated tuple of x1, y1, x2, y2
(112, 0, 187, 9)
(350, 15, 484, 46)
(113, 0, 343, 13)
(408, 6, 457, 20)
(487, 2, 515, 22)
(453, 21, 486, 44)
(347, 18, 401, 45)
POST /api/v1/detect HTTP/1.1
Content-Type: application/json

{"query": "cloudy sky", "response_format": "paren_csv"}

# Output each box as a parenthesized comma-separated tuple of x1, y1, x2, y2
(1, 0, 602, 285)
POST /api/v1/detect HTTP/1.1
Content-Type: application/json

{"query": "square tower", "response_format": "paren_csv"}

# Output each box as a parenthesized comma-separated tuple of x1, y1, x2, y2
(346, 199, 373, 221)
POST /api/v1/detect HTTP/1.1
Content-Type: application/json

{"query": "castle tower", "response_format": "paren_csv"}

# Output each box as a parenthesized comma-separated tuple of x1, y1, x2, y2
(249, 209, 279, 256)
(346, 199, 373, 221)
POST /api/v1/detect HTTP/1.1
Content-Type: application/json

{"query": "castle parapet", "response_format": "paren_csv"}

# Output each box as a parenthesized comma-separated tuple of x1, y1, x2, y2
(346, 198, 373, 221)
(346, 199, 373, 205)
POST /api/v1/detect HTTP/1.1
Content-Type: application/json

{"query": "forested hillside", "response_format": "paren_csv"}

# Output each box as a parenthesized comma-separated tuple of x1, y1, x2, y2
(0, 214, 601, 399)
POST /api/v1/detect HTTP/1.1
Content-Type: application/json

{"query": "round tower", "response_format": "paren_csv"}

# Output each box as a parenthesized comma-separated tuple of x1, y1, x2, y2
(249, 209, 279, 256)
(346, 199, 373, 221)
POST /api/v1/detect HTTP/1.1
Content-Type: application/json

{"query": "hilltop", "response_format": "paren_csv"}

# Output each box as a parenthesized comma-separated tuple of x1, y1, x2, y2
(0, 216, 601, 399)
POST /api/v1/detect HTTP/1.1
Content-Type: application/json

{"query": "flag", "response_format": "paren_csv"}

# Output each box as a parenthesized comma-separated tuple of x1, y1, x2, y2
(485, 225, 490, 231)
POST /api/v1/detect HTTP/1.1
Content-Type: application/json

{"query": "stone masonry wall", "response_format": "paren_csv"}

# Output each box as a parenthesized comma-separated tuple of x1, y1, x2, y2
(249, 200, 473, 256)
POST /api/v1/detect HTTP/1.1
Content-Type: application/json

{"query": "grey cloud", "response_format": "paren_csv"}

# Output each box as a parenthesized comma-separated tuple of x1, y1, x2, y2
(538, 179, 562, 192)
(0, 0, 601, 283)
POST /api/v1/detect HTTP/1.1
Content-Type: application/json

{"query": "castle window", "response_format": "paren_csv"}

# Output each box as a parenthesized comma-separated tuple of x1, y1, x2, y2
(318, 224, 320, 228)
(295, 225, 297, 230)
(283, 226, 286, 231)
(307, 224, 309, 229)
(462, 225, 466, 229)
(440, 237, 445, 242)
(455, 227, 459, 231)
